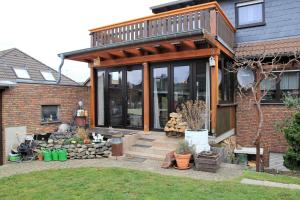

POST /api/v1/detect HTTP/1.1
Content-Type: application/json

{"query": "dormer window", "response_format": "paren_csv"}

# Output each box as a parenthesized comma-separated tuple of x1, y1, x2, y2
(13, 68, 30, 79)
(236, 0, 265, 29)
(41, 71, 55, 81)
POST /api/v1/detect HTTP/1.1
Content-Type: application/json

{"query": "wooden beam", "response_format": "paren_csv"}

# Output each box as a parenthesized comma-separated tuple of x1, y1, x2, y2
(183, 40, 197, 50)
(107, 52, 120, 59)
(89, 63, 96, 128)
(95, 48, 220, 67)
(204, 33, 234, 58)
(120, 50, 133, 58)
(171, 42, 182, 51)
(143, 62, 150, 132)
(211, 54, 219, 134)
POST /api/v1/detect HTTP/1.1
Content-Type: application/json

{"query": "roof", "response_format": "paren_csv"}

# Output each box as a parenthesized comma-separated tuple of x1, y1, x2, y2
(0, 48, 79, 86)
(151, 0, 212, 14)
(234, 37, 300, 58)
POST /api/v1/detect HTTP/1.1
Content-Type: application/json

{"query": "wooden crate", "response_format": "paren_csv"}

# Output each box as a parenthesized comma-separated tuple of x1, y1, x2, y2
(194, 152, 221, 173)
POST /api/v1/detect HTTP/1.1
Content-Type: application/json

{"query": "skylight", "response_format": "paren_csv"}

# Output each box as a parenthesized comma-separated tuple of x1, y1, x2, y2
(41, 71, 55, 81)
(13, 68, 30, 79)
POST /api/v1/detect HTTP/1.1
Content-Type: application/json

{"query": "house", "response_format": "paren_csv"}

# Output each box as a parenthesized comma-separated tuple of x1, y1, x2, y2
(0, 48, 89, 165)
(59, 0, 300, 167)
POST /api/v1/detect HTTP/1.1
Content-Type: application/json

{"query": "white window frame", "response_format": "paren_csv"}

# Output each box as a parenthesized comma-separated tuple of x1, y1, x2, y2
(41, 71, 56, 81)
(13, 68, 30, 79)
(236, 0, 265, 29)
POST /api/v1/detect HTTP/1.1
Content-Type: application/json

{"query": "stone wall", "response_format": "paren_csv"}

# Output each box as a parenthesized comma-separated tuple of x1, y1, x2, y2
(37, 138, 111, 160)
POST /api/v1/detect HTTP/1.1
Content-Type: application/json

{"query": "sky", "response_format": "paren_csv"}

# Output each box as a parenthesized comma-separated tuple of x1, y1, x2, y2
(0, 0, 173, 83)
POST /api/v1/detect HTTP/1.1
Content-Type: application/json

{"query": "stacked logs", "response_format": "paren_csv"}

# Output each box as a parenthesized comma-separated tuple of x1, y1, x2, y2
(164, 112, 188, 137)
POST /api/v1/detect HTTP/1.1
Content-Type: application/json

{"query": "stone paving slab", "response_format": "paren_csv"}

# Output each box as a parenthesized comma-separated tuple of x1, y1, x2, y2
(241, 178, 300, 190)
(0, 158, 242, 181)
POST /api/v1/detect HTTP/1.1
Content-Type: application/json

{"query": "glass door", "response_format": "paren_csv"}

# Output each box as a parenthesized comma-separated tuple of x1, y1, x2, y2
(152, 67, 169, 129)
(126, 69, 143, 128)
(108, 70, 124, 127)
(173, 65, 191, 110)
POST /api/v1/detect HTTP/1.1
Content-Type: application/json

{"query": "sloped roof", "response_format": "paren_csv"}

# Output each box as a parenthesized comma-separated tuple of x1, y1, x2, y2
(0, 48, 78, 86)
(235, 37, 300, 58)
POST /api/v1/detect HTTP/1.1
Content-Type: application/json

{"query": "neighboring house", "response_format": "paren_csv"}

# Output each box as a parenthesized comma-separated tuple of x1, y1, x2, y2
(59, 0, 300, 167)
(0, 48, 89, 165)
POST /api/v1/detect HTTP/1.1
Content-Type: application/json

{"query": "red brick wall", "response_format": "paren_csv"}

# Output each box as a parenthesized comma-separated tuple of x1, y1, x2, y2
(2, 83, 90, 134)
(236, 94, 292, 167)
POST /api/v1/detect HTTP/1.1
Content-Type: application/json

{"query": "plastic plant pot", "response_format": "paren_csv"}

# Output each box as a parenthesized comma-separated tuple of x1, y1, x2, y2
(51, 150, 59, 161)
(58, 149, 67, 161)
(43, 150, 52, 162)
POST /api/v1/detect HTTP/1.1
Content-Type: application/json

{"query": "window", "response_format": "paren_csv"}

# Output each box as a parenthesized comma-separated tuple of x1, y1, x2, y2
(41, 71, 55, 81)
(260, 71, 300, 103)
(13, 68, 30, 79)
(41, 105, 60, 123)
(236, 0, 265, 28)
(219, 60, 235, 103)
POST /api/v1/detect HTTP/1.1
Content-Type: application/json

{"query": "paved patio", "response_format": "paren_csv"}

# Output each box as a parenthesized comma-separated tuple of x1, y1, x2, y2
(0, 158, 243, 181)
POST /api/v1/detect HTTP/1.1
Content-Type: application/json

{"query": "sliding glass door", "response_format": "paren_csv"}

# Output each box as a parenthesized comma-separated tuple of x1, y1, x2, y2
(126, 69, 143, 128)
(96, 66, 143, 129)
(152, 67, 169, 129)
(151, 60, 208, 130)
(108, 70, 123, 127)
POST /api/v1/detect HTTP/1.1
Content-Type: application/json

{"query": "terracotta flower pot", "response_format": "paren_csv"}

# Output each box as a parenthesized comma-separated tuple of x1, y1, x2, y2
(38, 155, 43, 161)
(174, 152, 191, 169)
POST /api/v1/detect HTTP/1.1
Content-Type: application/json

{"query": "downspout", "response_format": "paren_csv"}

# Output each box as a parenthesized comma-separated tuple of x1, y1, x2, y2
(56, 54, 65, 84)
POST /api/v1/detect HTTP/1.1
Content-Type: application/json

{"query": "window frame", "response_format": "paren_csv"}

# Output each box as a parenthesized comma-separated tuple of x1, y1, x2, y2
(41, 71, 56, 81)
(13, 68, 31, 79)
(41, 105, 60, 124)
(235, 0, 266, 29)
(260, 71, 300, 104)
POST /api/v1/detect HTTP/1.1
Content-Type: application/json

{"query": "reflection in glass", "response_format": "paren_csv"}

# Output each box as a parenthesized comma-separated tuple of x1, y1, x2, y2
(127, 69, 143, 128)
(173, 66, 190, 109)
(153, 67, 168, 129)
(108, 70, 123, 126)
(97, 71, 105, 126)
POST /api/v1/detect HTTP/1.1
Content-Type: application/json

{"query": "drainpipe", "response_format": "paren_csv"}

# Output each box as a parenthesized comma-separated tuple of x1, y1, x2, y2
(56, 54, 65, 84)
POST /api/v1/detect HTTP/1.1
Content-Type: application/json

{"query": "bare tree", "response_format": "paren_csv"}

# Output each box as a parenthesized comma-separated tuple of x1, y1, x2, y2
(229, 51, 300, 172)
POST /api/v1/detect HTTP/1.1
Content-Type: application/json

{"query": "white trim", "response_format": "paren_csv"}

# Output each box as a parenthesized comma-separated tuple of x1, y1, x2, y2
(237, 0, 263, 7)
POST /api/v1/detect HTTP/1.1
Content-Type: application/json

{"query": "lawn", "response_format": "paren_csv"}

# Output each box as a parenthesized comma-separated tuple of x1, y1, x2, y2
(0, 167, 299, 200)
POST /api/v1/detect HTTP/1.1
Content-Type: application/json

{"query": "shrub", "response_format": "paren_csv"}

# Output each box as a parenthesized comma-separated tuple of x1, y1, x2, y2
(283, 111, 300, 170)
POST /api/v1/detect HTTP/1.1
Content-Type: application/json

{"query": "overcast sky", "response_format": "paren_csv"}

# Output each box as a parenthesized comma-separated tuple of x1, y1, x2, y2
(0, 0, 173, 83)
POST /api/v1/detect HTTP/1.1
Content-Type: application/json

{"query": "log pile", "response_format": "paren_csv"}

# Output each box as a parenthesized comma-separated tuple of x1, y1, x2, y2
(164, 112, 188, 137)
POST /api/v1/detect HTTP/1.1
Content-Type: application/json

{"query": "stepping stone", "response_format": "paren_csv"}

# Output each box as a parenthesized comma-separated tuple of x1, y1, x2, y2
(124, 156, 147, 163)
(132, 144, 152, 148)
(138, 138, 155, 142)
(241, 178, 300, 190)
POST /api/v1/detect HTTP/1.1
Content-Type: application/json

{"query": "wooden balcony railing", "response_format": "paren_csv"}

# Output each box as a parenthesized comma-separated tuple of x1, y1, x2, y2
(90, 2, 235, 50)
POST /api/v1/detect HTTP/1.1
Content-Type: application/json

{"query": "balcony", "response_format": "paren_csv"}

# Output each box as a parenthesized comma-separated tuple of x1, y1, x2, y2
(89, 2, 235, 51)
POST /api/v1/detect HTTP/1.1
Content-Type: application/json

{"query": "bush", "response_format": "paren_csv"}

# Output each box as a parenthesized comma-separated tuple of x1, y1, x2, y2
(283, 111, 300, 170)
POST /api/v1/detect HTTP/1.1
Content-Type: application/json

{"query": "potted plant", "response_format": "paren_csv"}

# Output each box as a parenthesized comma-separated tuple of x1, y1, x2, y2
(181, 100, 210, 153)
(174, 141, 193, 170)
(36, 149, 43, 161)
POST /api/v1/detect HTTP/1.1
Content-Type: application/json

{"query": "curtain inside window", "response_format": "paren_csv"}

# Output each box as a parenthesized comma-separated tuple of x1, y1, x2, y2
(97, 71, 105, 126)
(280, 72, 299, 90)
(260, 78, 276, 90)
(238, 3, 263, 25)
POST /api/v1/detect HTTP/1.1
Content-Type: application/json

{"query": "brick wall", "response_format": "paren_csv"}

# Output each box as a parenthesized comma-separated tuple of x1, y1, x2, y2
(2, 83, 90, 134)
(236, 94, 292, 167)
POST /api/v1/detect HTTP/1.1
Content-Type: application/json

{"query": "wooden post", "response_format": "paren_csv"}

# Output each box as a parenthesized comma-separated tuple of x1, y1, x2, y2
(143, 62, 150, 132)
(211, 54, 219, 134)
(89, 63, 96, 128)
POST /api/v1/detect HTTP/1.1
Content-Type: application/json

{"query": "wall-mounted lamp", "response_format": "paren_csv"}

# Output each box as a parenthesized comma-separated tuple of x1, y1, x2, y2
(209, 56, 216, 67)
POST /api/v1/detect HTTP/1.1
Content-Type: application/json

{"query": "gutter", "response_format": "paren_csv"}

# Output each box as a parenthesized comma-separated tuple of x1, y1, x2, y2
(56, 54, 65, 84)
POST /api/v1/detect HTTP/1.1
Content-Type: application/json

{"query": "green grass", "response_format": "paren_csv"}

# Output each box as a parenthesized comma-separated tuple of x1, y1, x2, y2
(243, 170, 300, 185)
(0, 167, 300, 200)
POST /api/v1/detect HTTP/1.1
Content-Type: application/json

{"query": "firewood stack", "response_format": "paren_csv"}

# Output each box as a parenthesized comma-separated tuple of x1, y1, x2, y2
(164, 112, 188, 137)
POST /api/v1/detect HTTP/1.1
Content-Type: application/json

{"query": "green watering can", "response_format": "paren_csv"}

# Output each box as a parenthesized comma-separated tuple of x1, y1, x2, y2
(58, 149, 67, 161)
(51, 150, 59, 161)
(43, 149, 52, 162)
